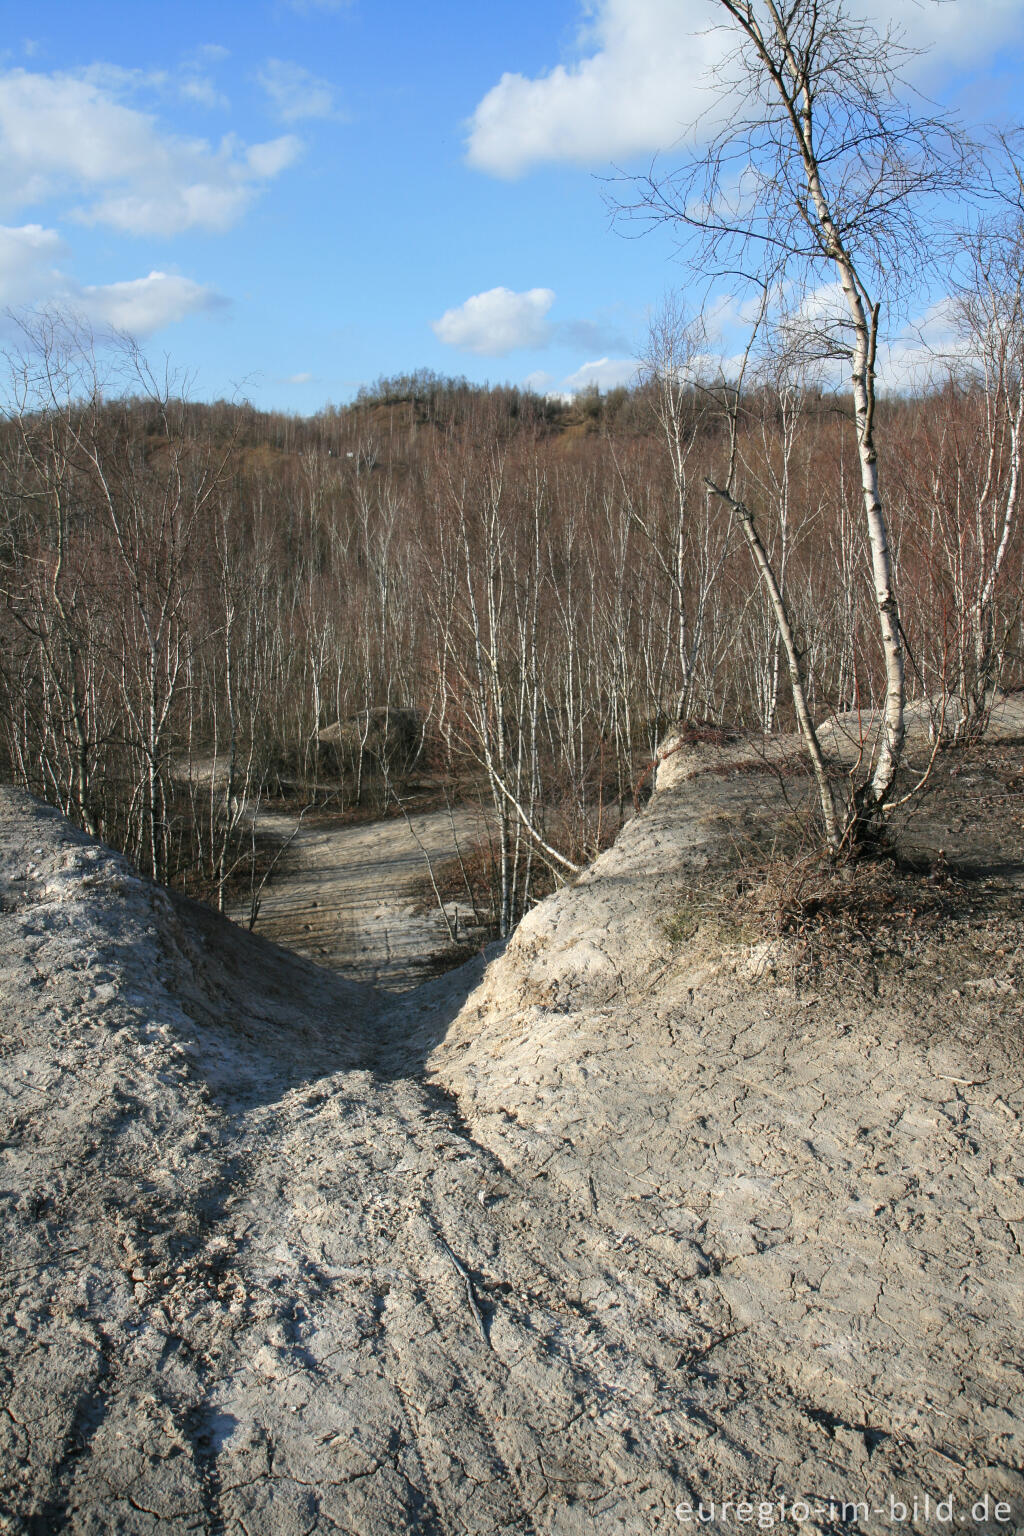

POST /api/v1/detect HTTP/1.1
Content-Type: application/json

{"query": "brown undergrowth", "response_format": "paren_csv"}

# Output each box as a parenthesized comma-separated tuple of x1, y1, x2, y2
(664, 738, 1024, 997)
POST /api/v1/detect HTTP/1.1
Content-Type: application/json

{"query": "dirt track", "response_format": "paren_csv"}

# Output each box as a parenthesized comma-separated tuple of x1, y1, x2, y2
(229, 803, 489, 991)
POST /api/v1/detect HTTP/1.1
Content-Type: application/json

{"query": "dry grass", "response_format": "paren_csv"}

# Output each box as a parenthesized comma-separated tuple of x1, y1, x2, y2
(664, 738, 1024, 982)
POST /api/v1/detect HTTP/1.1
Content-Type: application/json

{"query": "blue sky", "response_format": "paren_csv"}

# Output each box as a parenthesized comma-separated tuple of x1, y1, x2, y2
(1, 0, 1022, 411)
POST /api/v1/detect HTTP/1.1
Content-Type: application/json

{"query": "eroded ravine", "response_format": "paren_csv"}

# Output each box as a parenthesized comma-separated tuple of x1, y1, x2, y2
(0, 790, 758, 1535)
(3, 709, 1024, 1535)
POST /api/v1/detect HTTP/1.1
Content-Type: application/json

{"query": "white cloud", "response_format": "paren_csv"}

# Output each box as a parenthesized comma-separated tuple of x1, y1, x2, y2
(178, 74, 228, 110)
(75, 61, 229, 113)
(873, 0, 1024, 70)
(467, 0, 1024, 177)
(432, 286, 556, 355)
(879, 297, 970, 391)
(243, 136, 302, 179)
(258, 59, 338, 122)
(288, 371, 313, 383)
(0, 223, 68, 305)
(79, 272, 224, 333)
(522, 369, 555, 393)
(466, 0, 725, 177)
(0, 223, 223, 336)
(561, 356, 638, 392)
(0, 67, 300, 235)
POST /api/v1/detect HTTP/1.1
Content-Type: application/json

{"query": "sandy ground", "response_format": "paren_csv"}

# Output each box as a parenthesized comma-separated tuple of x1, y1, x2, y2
(2, 710, 1023, 1534)
(228, 803, 490, 991)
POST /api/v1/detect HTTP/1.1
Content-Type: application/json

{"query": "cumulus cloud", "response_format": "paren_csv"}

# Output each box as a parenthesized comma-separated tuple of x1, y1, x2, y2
(877, 0, 1024, 69)
(466, 0, 725, 177)
(467, 0, 1024, 177)
(695, 284, 973, 391)
(879, 297, 971, 391)
(0, 223, 224, 335)
(76, 61, 229, 113)
(0, 223, 68, 306)
(0, 67, 300, 235)
(432, 286, 556, 355)
(561, 356, 638, 392)
(79, 272, 225, 333)
(258, 59, 338, 122)
(177, 46, 230, 106)
(177, 74, 228, 110)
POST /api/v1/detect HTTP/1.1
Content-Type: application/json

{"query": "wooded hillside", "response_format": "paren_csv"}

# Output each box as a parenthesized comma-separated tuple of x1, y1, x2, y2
(2, 340, 1021, 926)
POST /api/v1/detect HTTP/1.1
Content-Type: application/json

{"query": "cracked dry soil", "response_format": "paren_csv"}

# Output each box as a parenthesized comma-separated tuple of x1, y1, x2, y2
(1, 727, 1023, 1536)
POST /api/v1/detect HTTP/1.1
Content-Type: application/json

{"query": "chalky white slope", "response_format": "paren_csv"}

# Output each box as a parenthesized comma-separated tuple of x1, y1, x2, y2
(2, 729, 1023, 1533)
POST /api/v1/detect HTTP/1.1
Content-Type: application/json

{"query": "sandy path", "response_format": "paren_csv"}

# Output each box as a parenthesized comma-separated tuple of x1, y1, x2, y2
(1, 792, 709, 1535)
(228, 802, 490, 991)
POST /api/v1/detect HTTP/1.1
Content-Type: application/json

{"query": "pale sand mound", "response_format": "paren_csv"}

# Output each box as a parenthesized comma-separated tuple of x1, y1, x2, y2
(410, 728, 1024, 1527)
(2, 721, 1023, 1534)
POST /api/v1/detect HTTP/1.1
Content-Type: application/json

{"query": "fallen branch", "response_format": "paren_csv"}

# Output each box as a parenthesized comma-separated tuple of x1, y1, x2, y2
(439, 1237, 490, 1348)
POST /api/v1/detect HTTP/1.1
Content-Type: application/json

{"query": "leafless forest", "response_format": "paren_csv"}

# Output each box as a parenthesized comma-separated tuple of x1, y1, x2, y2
(1, 302, 1021, 936)
(3, 0, 1022, 941)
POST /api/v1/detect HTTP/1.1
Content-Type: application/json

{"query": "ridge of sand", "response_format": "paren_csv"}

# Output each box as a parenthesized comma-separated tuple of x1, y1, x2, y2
(2, 715, 1023, 1533)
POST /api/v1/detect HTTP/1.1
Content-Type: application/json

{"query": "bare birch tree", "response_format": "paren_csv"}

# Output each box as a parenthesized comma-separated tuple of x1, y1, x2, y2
(625, 0, 970, 841)
(945, 175, 1024, 731)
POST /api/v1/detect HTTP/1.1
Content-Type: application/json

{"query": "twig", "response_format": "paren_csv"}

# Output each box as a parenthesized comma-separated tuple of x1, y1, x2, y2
(247, 798, 315, 931)
(439, 1237, 490, 1348)
(390, 785, 457, 941)
(445, 787, 483, 929)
